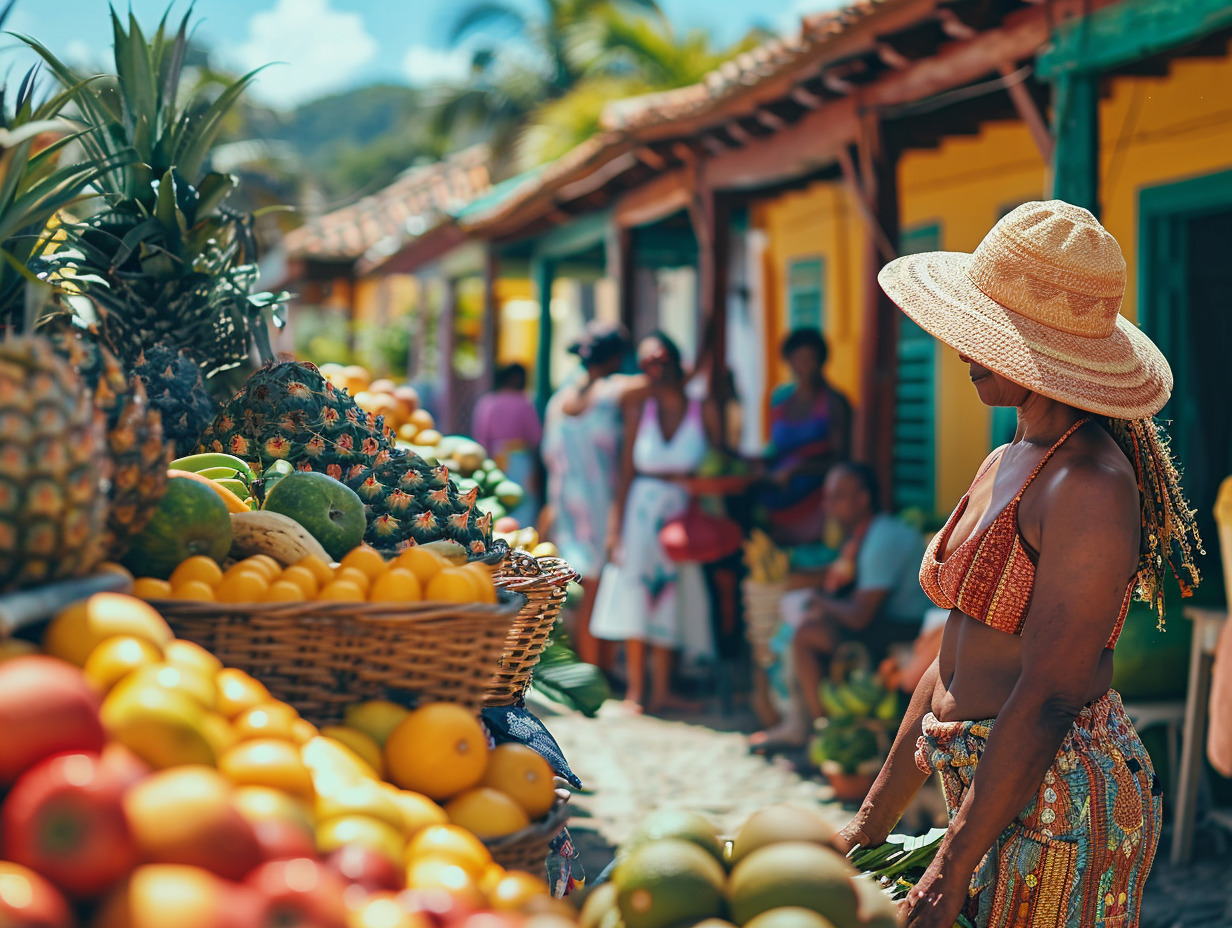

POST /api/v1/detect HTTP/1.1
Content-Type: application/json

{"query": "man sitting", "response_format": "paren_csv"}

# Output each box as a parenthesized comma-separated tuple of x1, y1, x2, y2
(750, 462, 928, 750)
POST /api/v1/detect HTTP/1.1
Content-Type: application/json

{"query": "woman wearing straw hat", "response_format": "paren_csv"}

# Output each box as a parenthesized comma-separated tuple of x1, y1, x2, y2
(831, 201, 1203, 928)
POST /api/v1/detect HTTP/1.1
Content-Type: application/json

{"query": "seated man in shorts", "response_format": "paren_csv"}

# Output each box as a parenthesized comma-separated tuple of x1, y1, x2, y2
(790, 462, 929, 724)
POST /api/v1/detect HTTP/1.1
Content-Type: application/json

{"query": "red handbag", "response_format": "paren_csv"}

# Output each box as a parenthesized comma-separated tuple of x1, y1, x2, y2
(659, 500, 744, 564)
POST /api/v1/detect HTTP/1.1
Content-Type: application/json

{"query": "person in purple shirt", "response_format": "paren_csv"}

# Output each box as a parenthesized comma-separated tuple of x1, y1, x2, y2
(472, 364, 543, 526)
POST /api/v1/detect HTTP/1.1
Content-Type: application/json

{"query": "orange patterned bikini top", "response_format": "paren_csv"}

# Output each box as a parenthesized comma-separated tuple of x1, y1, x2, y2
(920, 418, 1134, 650)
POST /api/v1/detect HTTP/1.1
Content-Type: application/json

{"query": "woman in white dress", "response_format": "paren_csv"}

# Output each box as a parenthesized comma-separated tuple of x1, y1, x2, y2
(591, 332, 720, 713)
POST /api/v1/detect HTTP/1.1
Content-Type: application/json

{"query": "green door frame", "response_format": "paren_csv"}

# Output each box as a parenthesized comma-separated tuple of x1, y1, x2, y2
(893, 223, 940, 514)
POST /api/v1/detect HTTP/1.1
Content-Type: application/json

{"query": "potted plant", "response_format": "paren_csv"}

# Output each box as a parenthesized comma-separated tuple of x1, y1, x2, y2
(809, 647, 901, 802)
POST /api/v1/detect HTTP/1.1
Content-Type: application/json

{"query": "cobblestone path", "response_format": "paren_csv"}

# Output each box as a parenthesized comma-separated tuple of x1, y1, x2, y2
(534, 696, 1232, 926)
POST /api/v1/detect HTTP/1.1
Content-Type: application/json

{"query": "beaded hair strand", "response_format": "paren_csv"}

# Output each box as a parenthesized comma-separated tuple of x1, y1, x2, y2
(1101, 416, 1203, 629)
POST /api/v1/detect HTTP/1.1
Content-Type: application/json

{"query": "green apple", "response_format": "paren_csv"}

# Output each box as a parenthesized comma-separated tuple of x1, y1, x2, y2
(261, 472, 366, 560)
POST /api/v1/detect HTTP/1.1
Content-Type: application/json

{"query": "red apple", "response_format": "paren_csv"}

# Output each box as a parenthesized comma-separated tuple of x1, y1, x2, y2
(396, 889, 475, 928)
(325, 844, 403, 893)
(247, 858, 348, 928)
(98, 743, 150, 790)
(1, 752, 135, 898)
(0, 657, 104, 786)
(0, 861, 75, 928)
(252, 818, 319, 862)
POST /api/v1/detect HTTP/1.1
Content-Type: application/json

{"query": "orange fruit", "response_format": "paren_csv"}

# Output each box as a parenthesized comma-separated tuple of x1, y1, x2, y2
(344, 700, 410, 748)
(219, 738, 314, 800)
(250, 555, 283, 577)
(488, 871, 551, 911)
(480, 862, 507, 896)
(408, 409, 435, 433)
(111, 662, 217, 711)
(423, 569, 478, 604)
(291, 718, 319, 744)
(316, 778, 404, 831)
(216, 668, 271, 719)
(132, 578, 173, 600)
(317, 815, 404, 867)
(404, 858, 484, 906)
(334, 567, 371, 593)
(480, 743, 557, 819)
(297, 555, 336, 588)
(169, 556, 224, 589)
(404, 824, 491, 876)
(170, 580, 215, 602)
(164, 640, 222, 677)
(83, 635, 163, 693)
(318, 581, 366, 602)
(279, 565, 320, 598)
(394, 548, 445, 586)
(349, 894, 433, 928)
(458, 564, 497, 604)
(444, 787, 529, 839)
(215, 571, 269, 604)
(341, 546, 388, 580)
(234, 702, 302, 742)
(263, 580, 304, 602)
(369, 569, 422, 604)
(384, 704, 488, 800)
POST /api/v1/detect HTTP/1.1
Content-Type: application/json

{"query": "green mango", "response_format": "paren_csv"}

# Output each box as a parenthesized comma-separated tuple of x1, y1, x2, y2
(495, 480, 524, 509)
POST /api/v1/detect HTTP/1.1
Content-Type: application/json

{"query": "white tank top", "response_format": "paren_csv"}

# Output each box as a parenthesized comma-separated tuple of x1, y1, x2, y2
(633, 397, 707, 476)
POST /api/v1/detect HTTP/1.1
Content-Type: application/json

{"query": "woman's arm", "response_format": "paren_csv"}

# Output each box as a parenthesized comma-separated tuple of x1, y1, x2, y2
(607, 393, 644, 558)
(905, 457, 1139, 927)
(835, 658, 939, 851)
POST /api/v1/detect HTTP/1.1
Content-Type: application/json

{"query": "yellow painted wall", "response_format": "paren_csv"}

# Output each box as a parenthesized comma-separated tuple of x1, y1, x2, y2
(1098, 53, 1232, 325)
(752, 180, 868, 412)
(898, 120, 1046, 512)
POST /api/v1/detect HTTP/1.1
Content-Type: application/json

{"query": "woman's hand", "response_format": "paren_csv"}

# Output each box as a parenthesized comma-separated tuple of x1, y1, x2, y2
(830, 821, 873, 856)
(903, 855, 971, 928)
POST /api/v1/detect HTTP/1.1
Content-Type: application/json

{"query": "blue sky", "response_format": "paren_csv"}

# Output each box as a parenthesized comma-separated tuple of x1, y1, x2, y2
(3, 0, 830, 109)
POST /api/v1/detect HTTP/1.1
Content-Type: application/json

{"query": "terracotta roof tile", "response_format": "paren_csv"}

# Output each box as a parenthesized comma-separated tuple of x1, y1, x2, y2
(283, 146, 492, 263)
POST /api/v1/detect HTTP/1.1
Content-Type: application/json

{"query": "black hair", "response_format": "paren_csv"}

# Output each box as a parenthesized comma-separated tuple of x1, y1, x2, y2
(832, 461, 881, 512)
(495, 363, 527, 390)
(570, 323, 629, 370)
(781, 328, 829, 365)
(641, 330, 684, 377)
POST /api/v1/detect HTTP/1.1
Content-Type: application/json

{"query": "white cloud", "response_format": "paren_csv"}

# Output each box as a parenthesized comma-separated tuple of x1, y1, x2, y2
(236, 0, 379, 109)
(401, 44, 473, 88)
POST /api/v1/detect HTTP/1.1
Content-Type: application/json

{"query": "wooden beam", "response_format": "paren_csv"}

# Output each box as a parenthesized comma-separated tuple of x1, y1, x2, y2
(614, 169, 692, 228)
(607, 225, 636, 334)
(554, 151, 640, 202)
(790, 85, 825, 109)
(437, 276, 458, 434)
(821, 71, 854, 95)
(671, 141, 701, 164)
(725, 120, 753, 144)
(877, 42, 912, 70)
(480, 245, 500, 394)
(702, 134, 728, 154)
(936, 8, 977, 39)
(634, 146, 668, 171)
(1036, 0, 1232, 78)
(999, 62, 1054, 162)
(756, 108, 787, 131)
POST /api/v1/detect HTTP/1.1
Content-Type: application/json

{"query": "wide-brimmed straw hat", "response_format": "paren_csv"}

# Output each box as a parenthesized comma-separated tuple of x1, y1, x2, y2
(878, 200, 1172, 419)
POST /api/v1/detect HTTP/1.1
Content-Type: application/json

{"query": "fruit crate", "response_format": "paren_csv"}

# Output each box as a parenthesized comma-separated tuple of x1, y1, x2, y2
(487, 551, 579, 706)
(485, 796, 570, 873)
(150, 593, 525, 725)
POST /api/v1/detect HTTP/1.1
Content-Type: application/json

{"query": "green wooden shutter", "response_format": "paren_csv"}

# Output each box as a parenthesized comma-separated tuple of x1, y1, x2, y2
(786, 257, 825, 332)
(892, 225, 940, 514)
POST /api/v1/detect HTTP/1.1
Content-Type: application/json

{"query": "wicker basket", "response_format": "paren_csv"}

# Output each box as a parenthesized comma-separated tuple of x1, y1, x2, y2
(742, 578, 787, 668)
(151, 595, 524, 725)
(486, 551, 580, 706)
(484, 797, 569, 873)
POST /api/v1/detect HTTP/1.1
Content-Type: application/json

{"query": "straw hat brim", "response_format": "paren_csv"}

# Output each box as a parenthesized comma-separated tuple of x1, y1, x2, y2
(878, 251, 1173, 419)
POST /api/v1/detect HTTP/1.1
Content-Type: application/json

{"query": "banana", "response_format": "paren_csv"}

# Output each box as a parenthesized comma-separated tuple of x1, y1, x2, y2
(171, 452, 256, 482)
(215, 478, 253, 500)
(197, 466, 252, 482)
(229, 511, 331, 565)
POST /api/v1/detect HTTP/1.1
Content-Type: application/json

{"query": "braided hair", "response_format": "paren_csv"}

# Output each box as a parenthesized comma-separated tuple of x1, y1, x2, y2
(1100, 417, 1203, 629)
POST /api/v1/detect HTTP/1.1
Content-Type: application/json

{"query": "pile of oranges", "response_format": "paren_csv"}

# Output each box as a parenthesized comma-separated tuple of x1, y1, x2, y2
(129, 546, 498, 606)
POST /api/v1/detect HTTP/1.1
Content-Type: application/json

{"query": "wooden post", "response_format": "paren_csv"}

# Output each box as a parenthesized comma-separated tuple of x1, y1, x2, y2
(481, 245, 500, 393)
(1051, 72, 1100, 214)
(607, 226, 636, 334)
(852, 115, 901, 499)
(437, 276, 457, 434)
(686, 176, 732, 448)
(532, 256, 556, 415)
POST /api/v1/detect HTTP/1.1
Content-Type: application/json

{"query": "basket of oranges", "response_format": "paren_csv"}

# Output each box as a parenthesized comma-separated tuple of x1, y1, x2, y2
(134, 545, 524, 725)
(487, 549, 580, 706)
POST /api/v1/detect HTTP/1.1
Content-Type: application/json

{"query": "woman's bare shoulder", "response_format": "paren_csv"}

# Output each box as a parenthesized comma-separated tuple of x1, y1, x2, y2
(1038, 425, 1139, 528)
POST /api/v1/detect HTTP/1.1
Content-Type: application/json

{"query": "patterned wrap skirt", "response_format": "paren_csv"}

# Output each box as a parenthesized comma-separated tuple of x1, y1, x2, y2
(914, 690, 1162, 928)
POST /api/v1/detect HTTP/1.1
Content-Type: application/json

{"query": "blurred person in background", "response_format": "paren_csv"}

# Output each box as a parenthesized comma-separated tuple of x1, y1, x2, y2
(591, 332, 721, 713)
(472, 363, 542, 526)
(541, 324, 639, 669)
(759, 329, 853, 546)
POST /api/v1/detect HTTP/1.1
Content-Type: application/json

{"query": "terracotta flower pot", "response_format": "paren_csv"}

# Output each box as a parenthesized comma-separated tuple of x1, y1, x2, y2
(821, 761, 879, 803)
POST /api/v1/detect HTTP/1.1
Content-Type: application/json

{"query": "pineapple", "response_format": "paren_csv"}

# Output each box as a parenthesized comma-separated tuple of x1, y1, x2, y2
(200, 361, 493, 554)
(130, 345, 218, 458)
(41, 320, 172, 559)
(0, 337, 109, 591)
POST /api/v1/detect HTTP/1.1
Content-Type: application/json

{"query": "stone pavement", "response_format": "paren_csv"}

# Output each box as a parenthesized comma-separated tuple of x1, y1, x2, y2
(529, 695, 1232, 926)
